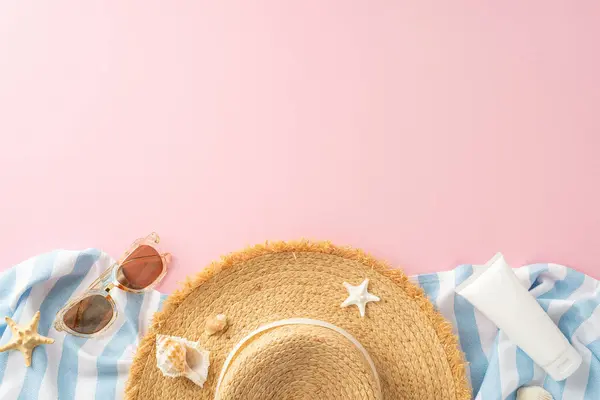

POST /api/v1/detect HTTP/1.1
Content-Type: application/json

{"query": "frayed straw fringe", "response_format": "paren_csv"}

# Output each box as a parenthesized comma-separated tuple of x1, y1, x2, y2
(125, 240, 471, 400)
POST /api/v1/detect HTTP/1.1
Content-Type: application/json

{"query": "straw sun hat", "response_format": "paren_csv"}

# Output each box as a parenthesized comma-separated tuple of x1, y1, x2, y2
(126, 241, 470, 400)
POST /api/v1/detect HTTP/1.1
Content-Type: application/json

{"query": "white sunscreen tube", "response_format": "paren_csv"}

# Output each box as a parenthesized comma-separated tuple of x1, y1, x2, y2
(456, 253, 582, 381)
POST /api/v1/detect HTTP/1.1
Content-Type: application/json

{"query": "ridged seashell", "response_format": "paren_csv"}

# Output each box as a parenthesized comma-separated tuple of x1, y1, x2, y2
(516, 386, 553, 400)
(205, 314, 228, 336)
(156, 335, 210, 387)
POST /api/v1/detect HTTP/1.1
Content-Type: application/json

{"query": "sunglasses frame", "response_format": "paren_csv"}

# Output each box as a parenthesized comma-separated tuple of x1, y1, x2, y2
(54, 232, 171, 338)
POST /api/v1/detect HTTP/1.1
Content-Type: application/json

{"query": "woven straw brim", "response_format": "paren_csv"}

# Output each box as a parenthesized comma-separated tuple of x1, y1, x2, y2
(125, 241, 471, 400)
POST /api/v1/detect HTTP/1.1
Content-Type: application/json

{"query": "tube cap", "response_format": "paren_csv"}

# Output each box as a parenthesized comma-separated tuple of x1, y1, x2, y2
(544, 344, 582, 381)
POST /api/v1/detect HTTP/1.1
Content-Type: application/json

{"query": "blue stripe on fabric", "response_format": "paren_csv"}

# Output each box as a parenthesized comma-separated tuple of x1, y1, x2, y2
(0, 287, 31, 387)
(538, 268, 585, 312)
(0, 251, 57, 387)
(418, 273, 440, 305)
(158, 294, 167, 310)
(0, 268, 17, 335)
(527, 264, 549, 290)
(558, 301, 599, 340)
(454, 264, 489, 395)
(18, 250, 100, 400)
(0, 268, 18, 385)
(96, 293, 144, 400)
(584, 339, 600, 400)
(56, 336, 88, 400)
(544, 372, 565, 399)
(515, 347, 534, 387)
(478, 335, 502, 400)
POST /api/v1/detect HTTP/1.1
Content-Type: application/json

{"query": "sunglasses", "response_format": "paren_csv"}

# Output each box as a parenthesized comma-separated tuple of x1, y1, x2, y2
(54, 233, 171, 337)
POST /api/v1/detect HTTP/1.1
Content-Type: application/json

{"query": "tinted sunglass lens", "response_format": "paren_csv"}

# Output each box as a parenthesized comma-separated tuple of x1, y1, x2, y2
(116, 245, 164, 290)
(62, 294, 113, 335)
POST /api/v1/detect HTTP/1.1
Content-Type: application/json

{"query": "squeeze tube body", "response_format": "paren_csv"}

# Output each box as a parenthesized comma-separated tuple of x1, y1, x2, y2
(456, 253, 582, 381)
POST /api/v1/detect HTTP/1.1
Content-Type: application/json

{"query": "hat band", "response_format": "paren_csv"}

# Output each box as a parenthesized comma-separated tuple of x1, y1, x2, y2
(214, 318, 382, 399)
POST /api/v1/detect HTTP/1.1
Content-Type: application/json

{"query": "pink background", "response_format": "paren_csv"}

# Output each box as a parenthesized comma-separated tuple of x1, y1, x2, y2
(1, 2, 599, 292)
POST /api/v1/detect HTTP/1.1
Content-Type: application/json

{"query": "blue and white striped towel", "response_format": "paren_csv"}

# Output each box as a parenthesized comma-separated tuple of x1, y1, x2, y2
(413, 263, 600, 400)
(0, 249, 165, 400)
(1, 251, 599, 399)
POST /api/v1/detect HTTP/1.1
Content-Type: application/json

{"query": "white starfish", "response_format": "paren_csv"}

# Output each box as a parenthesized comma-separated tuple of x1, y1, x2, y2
(341, 279, 380, 318)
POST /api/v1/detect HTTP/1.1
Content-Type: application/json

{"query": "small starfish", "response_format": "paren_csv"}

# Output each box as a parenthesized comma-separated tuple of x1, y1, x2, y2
(341, 279, 380, 318)
(0, 311, 54, 367)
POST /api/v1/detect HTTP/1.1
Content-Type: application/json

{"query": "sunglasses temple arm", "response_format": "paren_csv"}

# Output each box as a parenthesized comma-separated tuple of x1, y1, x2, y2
(87, 263, 116, 291)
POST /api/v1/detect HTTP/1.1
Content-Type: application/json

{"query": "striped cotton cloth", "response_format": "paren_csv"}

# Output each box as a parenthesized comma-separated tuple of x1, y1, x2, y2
(1, 251, 599, 399)
(0, 249, 165, 400)
(413, 263, 600, 400)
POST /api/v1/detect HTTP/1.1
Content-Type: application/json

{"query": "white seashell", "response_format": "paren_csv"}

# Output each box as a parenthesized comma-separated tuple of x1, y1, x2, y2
(516, 386, 553, 400)
(205, 314, 228, 336)
(156, 334, 210, 387)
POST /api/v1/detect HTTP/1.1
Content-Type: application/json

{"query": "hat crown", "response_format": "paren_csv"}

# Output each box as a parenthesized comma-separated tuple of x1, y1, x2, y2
(217, 323, 379, 400)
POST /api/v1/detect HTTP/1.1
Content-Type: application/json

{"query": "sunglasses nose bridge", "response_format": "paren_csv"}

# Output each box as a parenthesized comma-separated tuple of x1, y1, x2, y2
(104, 283, 115, 294)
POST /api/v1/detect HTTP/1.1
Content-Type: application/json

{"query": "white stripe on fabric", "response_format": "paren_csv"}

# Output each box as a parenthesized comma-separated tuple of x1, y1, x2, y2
(10, 257, 37, 311)
(0, 251, 68, 399)
(73, 341, 101, 400)
(0, 257, 35, 341)
(478, 334, 502, 400)
(136, 291, 160, 342)
(88, 289, 132, 399)
(530, 365, 546, 387)
(465, 267, 497, 360)
(497, 331, 519, 399)
(428, 268, 458, 284)
(473, 308, 497, 364)
(530, 264, 567, 298)
(436, 270, 458, 336)
(546, 274, 595, 323)
(562, 339, 592, 400)
(115, 346, 135, 399)
(525, 266, 550, 388)
(548, 263, 569, 279)
(573, 304, 600, 346)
